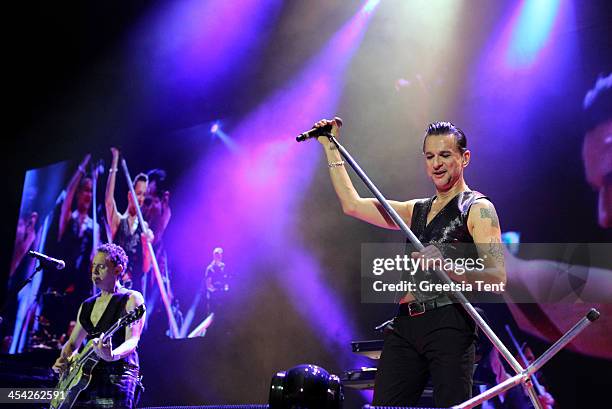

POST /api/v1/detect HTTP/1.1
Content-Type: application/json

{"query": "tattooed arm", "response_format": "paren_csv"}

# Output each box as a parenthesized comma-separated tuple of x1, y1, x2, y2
(465, 200, 507, 288)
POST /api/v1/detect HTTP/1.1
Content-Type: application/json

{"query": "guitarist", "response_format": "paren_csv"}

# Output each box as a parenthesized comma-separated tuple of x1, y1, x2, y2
(52, 243, 146, 409)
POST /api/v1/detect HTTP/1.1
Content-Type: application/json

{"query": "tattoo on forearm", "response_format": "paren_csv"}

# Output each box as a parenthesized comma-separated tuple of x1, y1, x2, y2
(480, 207, 500, 228)
(488, 238, 505, 267)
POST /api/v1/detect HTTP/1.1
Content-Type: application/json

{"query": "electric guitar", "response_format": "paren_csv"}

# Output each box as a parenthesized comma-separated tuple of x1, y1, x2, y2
(50, 304, 145, 409)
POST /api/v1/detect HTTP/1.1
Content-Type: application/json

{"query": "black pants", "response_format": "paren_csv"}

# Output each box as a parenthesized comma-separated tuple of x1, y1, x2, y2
(373, 304, 476, 407)
(74, 363, 141, 409)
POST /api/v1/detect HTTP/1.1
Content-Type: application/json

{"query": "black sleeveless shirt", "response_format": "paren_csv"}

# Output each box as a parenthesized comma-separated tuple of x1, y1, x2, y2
(407, 190, 490, 302)
(79, 292, 139, 369)
(114, 217, 144, 285)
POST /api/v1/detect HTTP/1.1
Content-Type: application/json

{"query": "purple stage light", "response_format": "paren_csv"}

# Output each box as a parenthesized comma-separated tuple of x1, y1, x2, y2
(505, 0, 562, 68)
(362, 0, 381, 16)
(208, 121, 239, 151)
(169, 1, 380, 380)
(480, 0, 569, 72)
(138, 0, 282, 102)
(210, 122, 220, 134)
(215, 128, 239, 152)
(468, 0, 576, 115)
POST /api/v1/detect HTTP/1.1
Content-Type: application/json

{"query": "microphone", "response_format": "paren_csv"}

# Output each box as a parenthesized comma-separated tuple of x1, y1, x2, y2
(28, 250, 65, 270)
(296, 117, 343, 142)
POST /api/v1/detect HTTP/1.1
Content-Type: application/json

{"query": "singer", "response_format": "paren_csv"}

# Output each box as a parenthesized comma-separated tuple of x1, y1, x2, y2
(43, 154, 101, 341)
(105, 147, 154, 294)
(313, 118, 506, 406)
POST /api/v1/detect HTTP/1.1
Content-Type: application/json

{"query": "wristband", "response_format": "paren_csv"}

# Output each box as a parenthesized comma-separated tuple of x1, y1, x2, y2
(328, 160, 345, 168)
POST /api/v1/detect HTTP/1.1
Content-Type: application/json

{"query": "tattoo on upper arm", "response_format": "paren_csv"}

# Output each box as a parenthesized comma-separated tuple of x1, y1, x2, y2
(480, 207, 500, 229)
(488, 238, 505, 267)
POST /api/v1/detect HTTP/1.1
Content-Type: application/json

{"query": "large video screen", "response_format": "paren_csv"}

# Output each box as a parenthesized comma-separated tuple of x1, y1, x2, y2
(3, 135, 239, 353)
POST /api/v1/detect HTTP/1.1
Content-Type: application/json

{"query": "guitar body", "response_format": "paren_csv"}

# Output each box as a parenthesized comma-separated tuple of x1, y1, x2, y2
(49, 304, 145, 409)
(50, 348, 99, 409)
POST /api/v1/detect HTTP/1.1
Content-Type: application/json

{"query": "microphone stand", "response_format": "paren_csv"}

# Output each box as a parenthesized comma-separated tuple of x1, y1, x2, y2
(0, 263, 44, 325)
(322, 133, 599, 409)
(91, 160, 102, 296)
(120, 159, 180, 338)
(505, 325, 550, 407)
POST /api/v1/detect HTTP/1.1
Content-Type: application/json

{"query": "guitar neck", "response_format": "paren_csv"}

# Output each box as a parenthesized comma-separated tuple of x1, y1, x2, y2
(74, 304, 144, 364)
(79, 320, 123, 362)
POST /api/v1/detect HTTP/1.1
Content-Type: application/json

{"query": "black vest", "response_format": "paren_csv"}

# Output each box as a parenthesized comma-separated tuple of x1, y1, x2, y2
(407, 190, 489, 302)
(114, 217, 144, 284)
(79, 292, 139, 368)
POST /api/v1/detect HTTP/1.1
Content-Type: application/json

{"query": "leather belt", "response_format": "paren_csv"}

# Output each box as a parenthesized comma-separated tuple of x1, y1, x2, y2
(398, 296, 454, 317)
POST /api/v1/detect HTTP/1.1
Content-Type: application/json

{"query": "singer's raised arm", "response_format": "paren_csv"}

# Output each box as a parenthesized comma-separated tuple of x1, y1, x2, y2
(59, 154, 91, 240)
(105, 147, 122, 239)
(314, 118, 416, 229)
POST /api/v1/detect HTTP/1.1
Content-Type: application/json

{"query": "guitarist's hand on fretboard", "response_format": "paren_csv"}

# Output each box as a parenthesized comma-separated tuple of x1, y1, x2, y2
(93, 332, 115, 362)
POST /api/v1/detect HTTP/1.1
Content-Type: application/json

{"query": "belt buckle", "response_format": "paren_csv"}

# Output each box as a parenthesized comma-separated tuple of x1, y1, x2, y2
(408, 302, 426, 317)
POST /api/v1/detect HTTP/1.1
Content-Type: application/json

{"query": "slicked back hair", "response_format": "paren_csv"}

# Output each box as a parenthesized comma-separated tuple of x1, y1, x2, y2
(146, 169, 167, 198)
(423, 121, 467, 154)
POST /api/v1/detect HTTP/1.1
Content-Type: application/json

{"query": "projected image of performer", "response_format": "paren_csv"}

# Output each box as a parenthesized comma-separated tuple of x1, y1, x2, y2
(142, 168, 172, 246)
(141, 168, 179, 332)
(43, 154, 101, 341)
(205, 247, 229, 316)
(52, 243, 145, 409)
(9, 181, 42, 286)
(583, 73, 612, 230)
(4, 201, 39, 352)
(105, 148, 154, 295)
(502, 73, 612, 360)
(9, 211, 39, 282)
(141, 169, 172, 299)
(315, 118, 506, 407)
